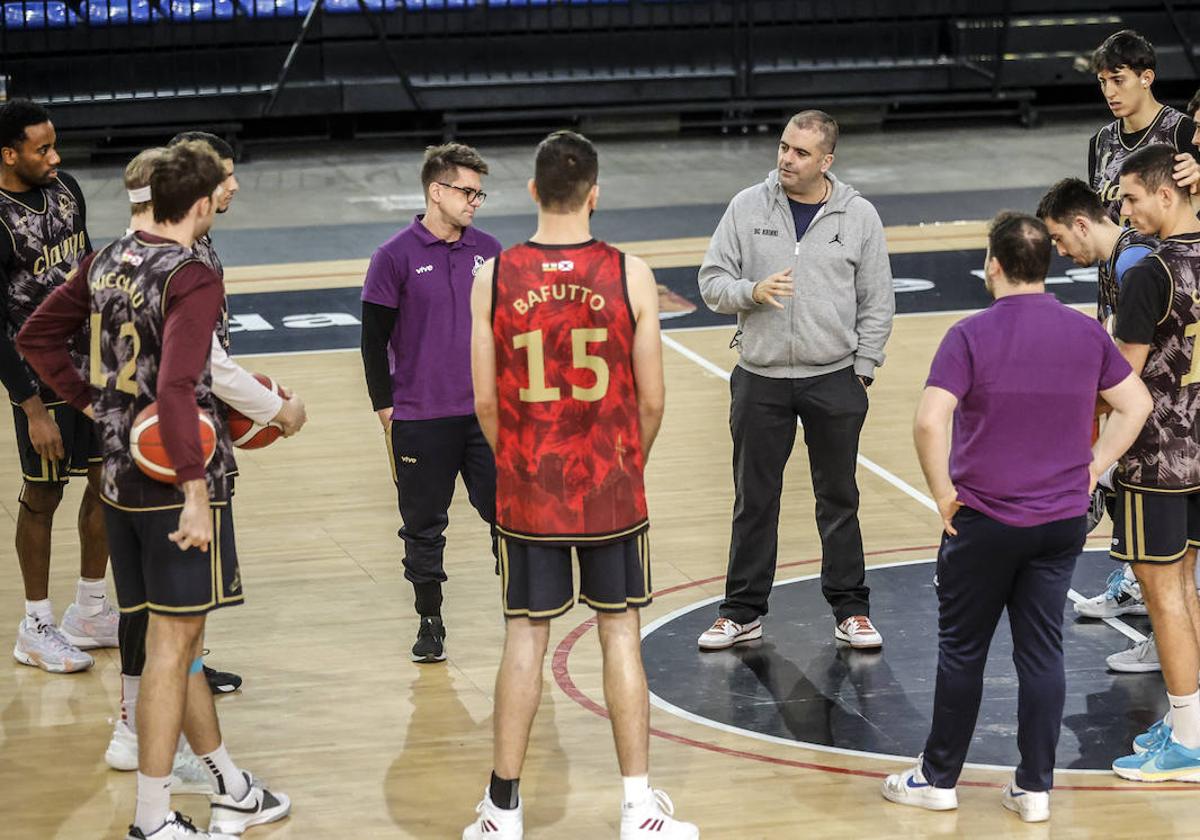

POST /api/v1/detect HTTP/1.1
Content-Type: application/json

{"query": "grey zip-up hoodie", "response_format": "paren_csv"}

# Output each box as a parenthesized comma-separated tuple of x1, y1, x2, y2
(698, 170, 894, 380)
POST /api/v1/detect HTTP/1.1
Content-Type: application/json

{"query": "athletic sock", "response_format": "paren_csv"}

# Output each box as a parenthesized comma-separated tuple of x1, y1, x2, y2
(622, 775, 650, 806)
(133, 772, 172, 834)
(1168, 691, 1200, 748)
(199, 742, 250, 800)
(489, 771, 520, 810)
(121, 674, 140, 728)
(75, 577, 107, 616)
(24, 599, 53, 627)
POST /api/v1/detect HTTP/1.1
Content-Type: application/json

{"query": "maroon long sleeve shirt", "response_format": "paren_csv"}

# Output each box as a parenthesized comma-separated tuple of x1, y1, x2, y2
(16, 238, 223, 483)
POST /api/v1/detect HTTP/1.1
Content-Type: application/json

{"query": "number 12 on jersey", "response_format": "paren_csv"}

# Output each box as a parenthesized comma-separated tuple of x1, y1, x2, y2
(513, 328, 609, 403)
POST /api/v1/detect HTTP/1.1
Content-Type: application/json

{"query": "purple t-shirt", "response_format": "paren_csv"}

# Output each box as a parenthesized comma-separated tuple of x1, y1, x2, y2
(362, 216, 502, 421)
(927, 293, 1132, 527)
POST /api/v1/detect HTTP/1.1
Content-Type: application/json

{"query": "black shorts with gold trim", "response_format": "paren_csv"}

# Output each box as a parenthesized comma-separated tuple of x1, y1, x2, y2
(1110, 483, 1200, 565)
(102, 501, 243, 616)
(11, 401, 101, 484)
(499, 530, 651, 620)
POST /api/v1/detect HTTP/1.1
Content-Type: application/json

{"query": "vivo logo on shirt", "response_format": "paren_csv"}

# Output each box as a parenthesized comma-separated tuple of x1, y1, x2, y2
(414, 264, 434, 275)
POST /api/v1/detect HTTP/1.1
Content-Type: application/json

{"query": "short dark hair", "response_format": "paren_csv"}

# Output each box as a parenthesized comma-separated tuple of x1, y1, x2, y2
(420, 143, 488, 193)
(1188, 86, 1200, 117)
(150, 141, 225, 224)
(788, 109, 839, 153)
(1090, 29, 1156, 75)
(169, 130, 234, 161)
(1120, 143, 1186, 196)
(0, 99, 52, 151)
(988, 211, 1051, 284)
(533, 130, 598, 212)
(1036, 177, 1107, 225)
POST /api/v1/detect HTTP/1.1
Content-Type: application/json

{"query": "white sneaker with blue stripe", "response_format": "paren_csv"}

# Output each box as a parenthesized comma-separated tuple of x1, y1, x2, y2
(1113, 738, 1200, 782)
(1074, 567, 1147, 619)
(881, 756, 958, 811)
(1001, 781, 1049, 822)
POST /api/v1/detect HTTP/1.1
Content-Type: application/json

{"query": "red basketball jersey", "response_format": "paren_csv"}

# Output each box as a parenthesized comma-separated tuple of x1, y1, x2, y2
(491, 239, 648, 545)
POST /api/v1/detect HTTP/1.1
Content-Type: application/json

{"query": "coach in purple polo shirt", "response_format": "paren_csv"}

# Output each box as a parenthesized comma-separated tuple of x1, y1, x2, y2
(360, 143, 502, 663)
(881, 212, 1150, 822)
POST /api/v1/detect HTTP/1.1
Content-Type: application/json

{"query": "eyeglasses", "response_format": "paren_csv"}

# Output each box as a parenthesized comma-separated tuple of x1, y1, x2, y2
(435, 182, 488, 206)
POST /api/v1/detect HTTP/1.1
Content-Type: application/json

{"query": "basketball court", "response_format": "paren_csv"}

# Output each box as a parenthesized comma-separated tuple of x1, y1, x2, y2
(1, 121, 1195, 838)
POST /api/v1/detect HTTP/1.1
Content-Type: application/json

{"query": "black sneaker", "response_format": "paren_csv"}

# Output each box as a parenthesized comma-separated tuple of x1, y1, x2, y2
(204, 663, 243, 695)
(412, 616, 446, 663)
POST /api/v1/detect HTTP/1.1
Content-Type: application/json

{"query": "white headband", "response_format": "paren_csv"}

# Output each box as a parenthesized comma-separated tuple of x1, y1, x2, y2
(128, 186, 151, 203)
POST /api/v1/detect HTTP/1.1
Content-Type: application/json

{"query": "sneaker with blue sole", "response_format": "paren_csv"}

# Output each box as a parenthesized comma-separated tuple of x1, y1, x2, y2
(1133, 719, 1172, 755)
(1113, 739, 1200, 782)
(881, 755, 958, 811)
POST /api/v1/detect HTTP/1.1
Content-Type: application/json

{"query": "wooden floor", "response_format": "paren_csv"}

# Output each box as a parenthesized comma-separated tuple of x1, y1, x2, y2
(1, 239, 1193, 838)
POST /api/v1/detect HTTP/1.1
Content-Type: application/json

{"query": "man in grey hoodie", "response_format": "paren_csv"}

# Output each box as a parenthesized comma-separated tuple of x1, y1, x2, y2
(696, 110, 895, 651)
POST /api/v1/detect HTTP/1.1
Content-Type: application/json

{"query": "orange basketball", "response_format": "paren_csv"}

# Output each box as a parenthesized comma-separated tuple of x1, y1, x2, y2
(226, 373, 285, 450)
(130, 402, 217, 483)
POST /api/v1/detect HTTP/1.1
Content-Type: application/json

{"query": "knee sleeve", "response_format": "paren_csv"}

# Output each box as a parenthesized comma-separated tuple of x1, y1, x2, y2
(119, 610, 149, 676)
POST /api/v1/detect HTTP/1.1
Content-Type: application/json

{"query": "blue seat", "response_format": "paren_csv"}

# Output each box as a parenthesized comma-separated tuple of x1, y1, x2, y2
(3, 1, 74, 28)
(85, 0, 158, 25)
(241, 0, 311, 18)
(168, 0, 235, 19)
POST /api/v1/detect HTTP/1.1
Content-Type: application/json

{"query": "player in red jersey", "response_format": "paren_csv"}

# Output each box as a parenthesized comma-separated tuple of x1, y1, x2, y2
(462, 131, 697, 840)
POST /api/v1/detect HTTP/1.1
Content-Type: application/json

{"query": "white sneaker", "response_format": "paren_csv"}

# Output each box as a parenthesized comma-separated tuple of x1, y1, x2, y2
(208, 772, 290, 835)
(620, 789, 699, 839)
(126, 812, 210, 838)
(881, 758, 958, 811)
(61, 602, 119, 648)
(835, 615, 883, 649)
(13, 617, 94, 673)
(697, 617, 762, 651)
(1107, 634, 1160, 673)
(1073, 568, 1147, 619)
(106, 719, 139, 771)
(462, 789, 523, 839)
(171, 745, 215, 795)
(1001, 781, 1049, 823)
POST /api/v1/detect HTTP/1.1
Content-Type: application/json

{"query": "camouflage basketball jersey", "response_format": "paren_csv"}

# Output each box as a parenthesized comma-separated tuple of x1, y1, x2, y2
(88, 233, 233, 509)
(1091, 106, 1189, 222)
(1098, 227, 1158, 325)
(0, 177, 89, 400)
(192, 232, 230, 350)
(1119, 233, 1200, 491)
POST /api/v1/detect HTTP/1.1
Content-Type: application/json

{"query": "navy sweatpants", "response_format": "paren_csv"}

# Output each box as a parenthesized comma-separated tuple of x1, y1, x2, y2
(921, 507, 1085, 791)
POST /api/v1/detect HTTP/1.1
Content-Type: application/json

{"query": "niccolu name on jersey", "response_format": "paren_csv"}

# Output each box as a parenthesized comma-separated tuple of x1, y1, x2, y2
(33, 230, 87, 276)
(90, 269, 146, 309)
(513, 283, 606, 315)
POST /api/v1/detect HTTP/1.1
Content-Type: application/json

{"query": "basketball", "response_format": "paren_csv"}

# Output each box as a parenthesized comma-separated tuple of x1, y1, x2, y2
(130, 402, 217, 482)
(226, 373, 285, 449)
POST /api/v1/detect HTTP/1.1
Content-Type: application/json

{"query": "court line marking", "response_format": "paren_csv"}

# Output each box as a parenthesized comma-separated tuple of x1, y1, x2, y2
(658, 332, 1146, 648)
(638, 556, 1122, 777)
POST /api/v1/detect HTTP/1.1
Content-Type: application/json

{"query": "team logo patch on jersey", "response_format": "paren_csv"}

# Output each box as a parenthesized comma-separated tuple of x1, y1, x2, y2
(472, 254, 486, 276)
(542, 260, 574, 273)
(119, 250, 145, 267)
(57, 193, 74, 216)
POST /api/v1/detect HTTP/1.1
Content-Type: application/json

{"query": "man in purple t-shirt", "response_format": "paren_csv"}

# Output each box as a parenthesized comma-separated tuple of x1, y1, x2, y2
(881, 212, 1150, 822)
(360, 143, 502, 663)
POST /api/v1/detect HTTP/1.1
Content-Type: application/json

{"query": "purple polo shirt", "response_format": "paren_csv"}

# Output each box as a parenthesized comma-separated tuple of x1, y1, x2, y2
(926, 293, 1131, 527)
(361, 216, 502, 420)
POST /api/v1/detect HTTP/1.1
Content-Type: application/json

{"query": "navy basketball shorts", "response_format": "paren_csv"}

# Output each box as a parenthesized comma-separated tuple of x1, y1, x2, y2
(499, 531, 652, 620)
(1110, 485, 1200, 565)
(103, 502, 244, 616)
(11, 401, 101, 484)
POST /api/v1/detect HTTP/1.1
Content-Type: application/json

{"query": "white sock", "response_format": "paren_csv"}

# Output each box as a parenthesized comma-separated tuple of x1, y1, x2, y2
(25, 599, 54, 627)
(74, 577, 107, 616)
(199, 742, 250, 800)
(622, 775, 650, 806)
(133, 772, 172, 833)
(1168, 691, 1200, 749)
(121, 674, 140, 728)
